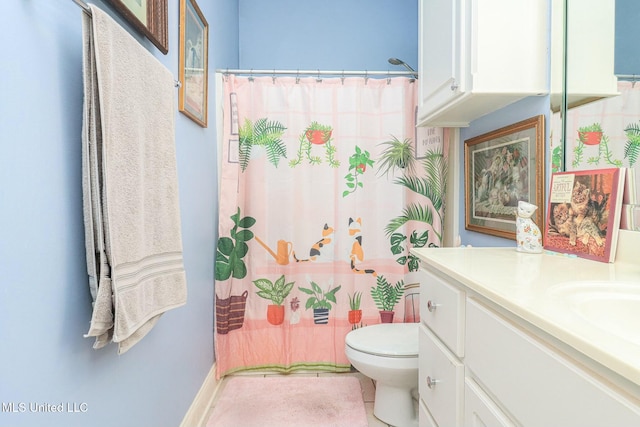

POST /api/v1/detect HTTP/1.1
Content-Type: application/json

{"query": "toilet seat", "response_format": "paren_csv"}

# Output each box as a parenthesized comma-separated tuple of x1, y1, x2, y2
(345, 323, 418, 357)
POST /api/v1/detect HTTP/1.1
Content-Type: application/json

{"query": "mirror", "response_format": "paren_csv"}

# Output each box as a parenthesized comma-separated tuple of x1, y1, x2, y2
(551, 0, 617, 115)
(556, 0, 640, 231)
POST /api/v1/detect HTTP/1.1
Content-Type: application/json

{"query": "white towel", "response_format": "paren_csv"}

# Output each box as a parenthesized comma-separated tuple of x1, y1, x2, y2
(82, 4, 187, 354)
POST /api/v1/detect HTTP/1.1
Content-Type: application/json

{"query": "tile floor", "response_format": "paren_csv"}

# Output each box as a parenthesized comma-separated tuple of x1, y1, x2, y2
(204, 370, 392, 427)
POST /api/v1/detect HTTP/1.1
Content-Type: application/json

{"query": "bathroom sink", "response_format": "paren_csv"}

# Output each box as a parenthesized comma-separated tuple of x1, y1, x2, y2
(546, 281, 640, 344)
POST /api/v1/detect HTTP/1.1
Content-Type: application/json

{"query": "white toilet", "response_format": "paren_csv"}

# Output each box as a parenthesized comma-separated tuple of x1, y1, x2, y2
(345, 323, 418, 427)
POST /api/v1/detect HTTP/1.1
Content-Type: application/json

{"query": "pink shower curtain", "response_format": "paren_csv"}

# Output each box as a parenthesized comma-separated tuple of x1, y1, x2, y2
(215, 74, 447, 378)
(551, 80, 640, 185)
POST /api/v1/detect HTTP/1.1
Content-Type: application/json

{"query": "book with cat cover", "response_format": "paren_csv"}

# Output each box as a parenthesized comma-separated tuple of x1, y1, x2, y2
(544, 167, 626, 263)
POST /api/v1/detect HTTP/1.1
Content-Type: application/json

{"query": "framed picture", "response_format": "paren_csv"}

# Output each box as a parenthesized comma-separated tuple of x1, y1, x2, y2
(179, 0, 209, 127)
(464, 115, 545, 240)
(107, 0, 168, 54)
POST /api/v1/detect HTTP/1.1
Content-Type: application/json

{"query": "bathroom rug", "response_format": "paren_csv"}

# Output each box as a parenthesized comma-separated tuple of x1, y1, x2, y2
(206, 375, 368, 427)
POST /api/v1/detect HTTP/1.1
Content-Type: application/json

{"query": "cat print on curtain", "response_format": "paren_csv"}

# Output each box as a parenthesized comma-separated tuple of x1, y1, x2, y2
(214, 74, 447, 378)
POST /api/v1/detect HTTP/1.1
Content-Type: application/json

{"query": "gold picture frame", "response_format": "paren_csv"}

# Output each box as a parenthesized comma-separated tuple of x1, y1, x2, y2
(464, 115, 545, 240)
(178, 0, 209, 127)
(107, 0, 168, 54)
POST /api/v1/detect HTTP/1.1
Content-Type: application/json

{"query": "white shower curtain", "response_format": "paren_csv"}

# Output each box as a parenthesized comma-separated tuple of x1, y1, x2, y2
(214, 73, 447, 378)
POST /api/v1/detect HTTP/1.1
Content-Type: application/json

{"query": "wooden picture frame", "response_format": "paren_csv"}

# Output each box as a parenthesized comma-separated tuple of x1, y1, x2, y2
(464, 115, 545, 240)
(107, 0, 168, 54)
(178, 0, 209, 127)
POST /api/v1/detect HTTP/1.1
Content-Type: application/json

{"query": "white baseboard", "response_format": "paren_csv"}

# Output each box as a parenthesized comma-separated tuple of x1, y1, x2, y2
(180, 362, 221, 427)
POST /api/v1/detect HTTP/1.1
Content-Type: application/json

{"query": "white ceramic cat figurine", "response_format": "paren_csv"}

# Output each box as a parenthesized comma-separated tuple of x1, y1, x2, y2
(516, 201, 543, 254)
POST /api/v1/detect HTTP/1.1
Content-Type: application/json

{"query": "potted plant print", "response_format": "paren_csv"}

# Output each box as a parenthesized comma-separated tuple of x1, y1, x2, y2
(343, 146, 374, 197)
(370, 275, 405, 323)
(298, 281, 342, 324)
(238, 117, 287, 171)
(376, 136, 417, 178)
(215, 207, 256, 334)
(577, 123, 603, 146)
(253, 275, 295, 326)
(347, 292, 363, 325)
(573, 123, 621, 168)
(290, 122, 340, 168)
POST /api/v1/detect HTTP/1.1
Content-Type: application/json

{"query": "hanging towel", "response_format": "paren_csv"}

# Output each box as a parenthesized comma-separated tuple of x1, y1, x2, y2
(81, 4, 187, 354)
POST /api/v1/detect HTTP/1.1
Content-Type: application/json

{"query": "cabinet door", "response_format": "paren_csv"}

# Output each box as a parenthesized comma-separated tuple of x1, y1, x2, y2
(465, 298, 640, 426)
(419, 0, 462, 113)
(419, 399, 438, 427)
(464, 378, 516, 427)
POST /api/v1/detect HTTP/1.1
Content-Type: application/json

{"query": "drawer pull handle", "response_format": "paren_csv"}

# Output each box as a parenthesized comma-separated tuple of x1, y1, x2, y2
(426, 376, 439, 389)
(427, 300, 439, 312)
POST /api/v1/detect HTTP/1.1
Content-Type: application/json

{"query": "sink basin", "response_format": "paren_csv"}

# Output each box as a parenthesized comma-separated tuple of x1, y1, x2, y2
(547, 281, 640, 344)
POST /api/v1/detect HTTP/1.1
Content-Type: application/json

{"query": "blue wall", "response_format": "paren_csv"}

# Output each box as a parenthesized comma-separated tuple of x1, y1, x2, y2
(615, 0, 640, 75)
(0, 0, 238, 426)
(238, 0, 418, 72)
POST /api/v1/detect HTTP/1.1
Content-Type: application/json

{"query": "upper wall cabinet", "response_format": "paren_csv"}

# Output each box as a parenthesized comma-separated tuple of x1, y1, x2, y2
(417, 0, 548, 127)
(550, 0, 618, 112)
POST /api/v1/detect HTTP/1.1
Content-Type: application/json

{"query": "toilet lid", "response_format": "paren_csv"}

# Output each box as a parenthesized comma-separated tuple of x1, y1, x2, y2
(345, 323, 418, 357)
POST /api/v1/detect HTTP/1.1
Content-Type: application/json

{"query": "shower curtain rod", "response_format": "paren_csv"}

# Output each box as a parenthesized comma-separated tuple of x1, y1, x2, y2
(617, 74, 640, 81)
(216, 68, 418, 79)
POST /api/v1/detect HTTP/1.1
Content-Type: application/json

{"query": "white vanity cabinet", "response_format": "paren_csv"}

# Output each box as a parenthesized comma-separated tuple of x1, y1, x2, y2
(418, 269, 466, 426)
(466, 297, 640, 426)
(418, 266, 640, 427)
(417, 0, 548, 127)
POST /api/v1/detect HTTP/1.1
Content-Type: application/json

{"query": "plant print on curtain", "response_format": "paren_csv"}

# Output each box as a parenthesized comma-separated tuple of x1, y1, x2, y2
(551, 81, 640, 182)
(214, 74, 447, 378)
(290, 122, 340, 167)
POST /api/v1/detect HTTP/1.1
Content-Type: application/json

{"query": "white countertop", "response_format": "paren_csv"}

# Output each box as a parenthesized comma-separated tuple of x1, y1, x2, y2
(411, 246, 640, 388)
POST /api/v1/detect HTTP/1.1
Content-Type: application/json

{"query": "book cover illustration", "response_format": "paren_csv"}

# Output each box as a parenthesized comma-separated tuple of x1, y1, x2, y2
(544, 168, 626, 263)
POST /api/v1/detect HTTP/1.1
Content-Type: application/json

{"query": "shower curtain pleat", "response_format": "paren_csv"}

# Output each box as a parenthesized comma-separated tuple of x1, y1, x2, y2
(214, 74, 447, 378)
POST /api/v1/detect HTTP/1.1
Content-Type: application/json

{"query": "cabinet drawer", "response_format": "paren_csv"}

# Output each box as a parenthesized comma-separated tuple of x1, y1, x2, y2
(464, 377, 516, 427)
(419, 324, 464, 427)
(465, 298, 640, 427)
(420, 268, 465, 356)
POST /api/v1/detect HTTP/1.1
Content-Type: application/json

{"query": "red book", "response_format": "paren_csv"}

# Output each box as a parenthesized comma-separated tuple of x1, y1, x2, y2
(544, 168, 626, 263)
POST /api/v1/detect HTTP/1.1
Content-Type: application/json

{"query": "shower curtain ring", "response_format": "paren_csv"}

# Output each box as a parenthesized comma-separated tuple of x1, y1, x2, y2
(387, 71, 391, 85)
(316, 69, 322, 83)
(341, 70, 345, 85)
(249, 69, 254, 82)
(272, 69, 276, 84)
(364, 70, 369, 85)
(296, 69, 300, 84)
